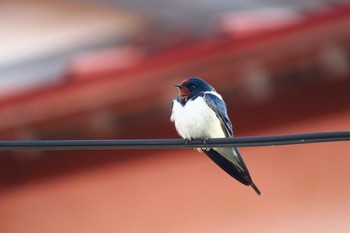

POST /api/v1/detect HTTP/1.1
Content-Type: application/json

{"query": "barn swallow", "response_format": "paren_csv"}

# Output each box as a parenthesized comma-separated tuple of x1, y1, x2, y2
(171, 77, 261, 195)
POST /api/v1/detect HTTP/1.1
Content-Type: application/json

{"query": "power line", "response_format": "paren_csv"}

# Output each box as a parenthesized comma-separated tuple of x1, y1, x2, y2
(0, 131, 349, 151)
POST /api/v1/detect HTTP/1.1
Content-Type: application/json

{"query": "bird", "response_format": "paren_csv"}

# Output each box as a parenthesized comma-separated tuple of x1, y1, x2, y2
(170, 77, 261, 195)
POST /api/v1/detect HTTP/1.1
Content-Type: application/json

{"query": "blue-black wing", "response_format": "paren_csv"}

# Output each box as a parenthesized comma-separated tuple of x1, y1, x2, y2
(203, 93, 233, 137)
(201, 93, 261, 194)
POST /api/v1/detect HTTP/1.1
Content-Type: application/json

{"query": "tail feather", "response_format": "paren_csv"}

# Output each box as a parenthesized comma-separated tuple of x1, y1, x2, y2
(250, 182, 261, 195)
(201, 148, 261, 195)
(202, 148, 250, 185)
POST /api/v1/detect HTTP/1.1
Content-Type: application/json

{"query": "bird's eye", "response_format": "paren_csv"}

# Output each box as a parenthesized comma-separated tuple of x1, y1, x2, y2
(190, 85, 196, 89)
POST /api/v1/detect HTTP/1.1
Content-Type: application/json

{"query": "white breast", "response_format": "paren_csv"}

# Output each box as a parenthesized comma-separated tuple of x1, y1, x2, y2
(171, 96, 226, 139)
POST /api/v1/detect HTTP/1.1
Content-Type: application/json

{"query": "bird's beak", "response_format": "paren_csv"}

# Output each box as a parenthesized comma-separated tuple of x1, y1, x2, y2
(175, 84, 191, 97)
(175, 84, 184, 88)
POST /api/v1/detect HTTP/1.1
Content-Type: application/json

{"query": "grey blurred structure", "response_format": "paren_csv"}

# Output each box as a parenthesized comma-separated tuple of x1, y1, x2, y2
(78, 0, 347, 32)
(0, 1, 143, 96)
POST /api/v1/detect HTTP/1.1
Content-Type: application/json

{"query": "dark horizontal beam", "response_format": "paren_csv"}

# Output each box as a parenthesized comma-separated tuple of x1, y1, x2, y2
(0, 131, 349, 151)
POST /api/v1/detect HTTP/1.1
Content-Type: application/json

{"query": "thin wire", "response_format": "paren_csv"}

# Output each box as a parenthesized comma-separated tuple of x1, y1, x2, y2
(0, 131, 349, 151)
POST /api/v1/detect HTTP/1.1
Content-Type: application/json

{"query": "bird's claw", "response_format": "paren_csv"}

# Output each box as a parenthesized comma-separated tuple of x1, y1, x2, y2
(203, 137, 209, 145)
(184, 138, 191, 146)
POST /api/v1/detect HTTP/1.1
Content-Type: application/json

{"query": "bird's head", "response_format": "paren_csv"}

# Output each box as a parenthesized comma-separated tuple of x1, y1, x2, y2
(175, 77, 215, 97)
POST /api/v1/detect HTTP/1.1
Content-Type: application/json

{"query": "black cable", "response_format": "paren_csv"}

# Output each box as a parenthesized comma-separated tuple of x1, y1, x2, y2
(0, 131, 349, 151)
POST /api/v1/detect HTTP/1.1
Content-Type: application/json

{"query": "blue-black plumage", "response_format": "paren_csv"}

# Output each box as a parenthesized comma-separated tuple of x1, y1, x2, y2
(171, 77, 261, 195)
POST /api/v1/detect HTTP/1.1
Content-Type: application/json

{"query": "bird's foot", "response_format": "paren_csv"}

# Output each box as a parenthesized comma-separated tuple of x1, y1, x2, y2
(203, 137, 209, 146)
(184, 138, 191, 147)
